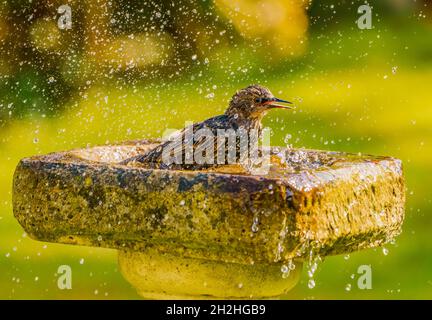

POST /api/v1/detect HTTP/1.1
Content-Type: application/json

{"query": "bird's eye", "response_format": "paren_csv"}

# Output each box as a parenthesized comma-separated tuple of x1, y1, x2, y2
(255, 98, 268, 103)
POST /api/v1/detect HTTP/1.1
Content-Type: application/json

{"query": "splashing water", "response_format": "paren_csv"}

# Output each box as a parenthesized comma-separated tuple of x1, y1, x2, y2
(288, 260, 296, 271)
(251, 216, 259, 233)
(280, 263, 290, 279)
(284, 134, 292, 145)
(305, 241, 323, 290)
(308, 279, 316, 289)
(280, 260, 296, 279)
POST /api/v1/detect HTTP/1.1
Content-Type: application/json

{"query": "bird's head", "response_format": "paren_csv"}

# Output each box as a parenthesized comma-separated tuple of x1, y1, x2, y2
(225, 84, 293, 120)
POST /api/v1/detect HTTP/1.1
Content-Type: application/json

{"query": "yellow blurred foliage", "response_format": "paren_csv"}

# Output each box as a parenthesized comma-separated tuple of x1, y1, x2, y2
(102, 33, 174, 70)
(30, 19, 62, 52)
(0, 17, 7, 43)
(215, 0, 310, 56)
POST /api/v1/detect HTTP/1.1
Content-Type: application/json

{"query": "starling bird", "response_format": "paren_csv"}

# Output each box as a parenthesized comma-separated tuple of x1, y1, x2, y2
(121, 84, 292, 170)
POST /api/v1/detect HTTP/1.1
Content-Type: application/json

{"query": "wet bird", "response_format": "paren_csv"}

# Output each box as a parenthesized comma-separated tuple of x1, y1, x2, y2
(121, 85, 292, 170)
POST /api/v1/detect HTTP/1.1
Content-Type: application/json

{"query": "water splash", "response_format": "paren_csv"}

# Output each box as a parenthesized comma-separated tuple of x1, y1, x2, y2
(251, 215, 259, 233)
(280, 260, 296, 279)
(308, 279, 316, 289)
(301, 239, 323, 290)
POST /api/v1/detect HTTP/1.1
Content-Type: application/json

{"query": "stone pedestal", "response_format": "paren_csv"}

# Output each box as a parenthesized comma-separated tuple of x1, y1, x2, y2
(12, 140, 405, 299)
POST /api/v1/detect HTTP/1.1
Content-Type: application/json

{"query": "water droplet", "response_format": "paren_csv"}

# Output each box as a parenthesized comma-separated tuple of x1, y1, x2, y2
(33, 138, 39, 144)
(382, 247, 389, 256)
(284, 134, 292, 144)
(308, 261, 318, 277)
(97, 235, 103, 241)
(79, 258, 85, 265)
(34, 276, 39, 282)
(251, 216, 259, 233)
(345, 283, 352, 291)
(288, 260, 296, 270)
(308, 279, 315, 289)
(392, 66, 398, 74)
(191, 54, 197, 61)
(281, 263, 292, 278)
(205, 92, 214, 99)
(237, 283, 243, 289)
(344, 254, 350, 260)
(179, 200, 185, 206)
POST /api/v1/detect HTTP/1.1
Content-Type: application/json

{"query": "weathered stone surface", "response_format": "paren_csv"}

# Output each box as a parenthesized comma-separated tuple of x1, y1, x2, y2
(13, 140, 405, 265)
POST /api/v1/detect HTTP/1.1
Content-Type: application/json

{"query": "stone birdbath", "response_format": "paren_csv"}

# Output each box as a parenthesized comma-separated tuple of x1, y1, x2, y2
(12, 140, 405, 299)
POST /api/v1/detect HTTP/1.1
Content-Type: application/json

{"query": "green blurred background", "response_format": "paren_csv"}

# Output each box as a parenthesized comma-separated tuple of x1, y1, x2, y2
(0, 0, 431, 299)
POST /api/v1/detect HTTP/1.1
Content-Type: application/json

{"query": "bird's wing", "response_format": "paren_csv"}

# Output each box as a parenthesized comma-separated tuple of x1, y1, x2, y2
(122, 115, 233, 167)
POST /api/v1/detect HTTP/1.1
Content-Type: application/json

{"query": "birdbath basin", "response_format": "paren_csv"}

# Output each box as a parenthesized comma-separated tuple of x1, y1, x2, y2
(12, 140, 405, 299)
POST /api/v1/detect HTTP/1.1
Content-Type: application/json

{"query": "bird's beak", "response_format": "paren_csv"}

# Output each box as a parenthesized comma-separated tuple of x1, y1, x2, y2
(264, 98, 294, 109)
